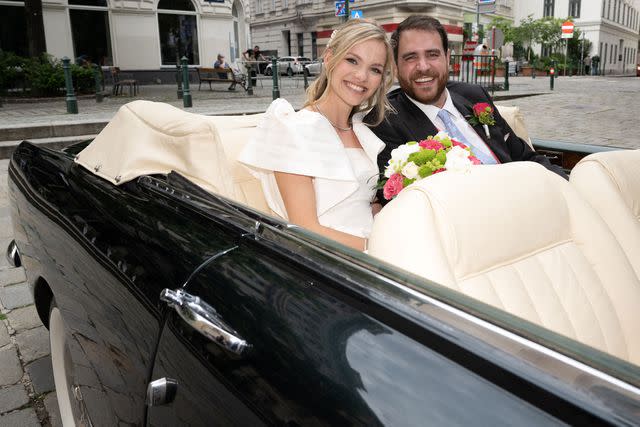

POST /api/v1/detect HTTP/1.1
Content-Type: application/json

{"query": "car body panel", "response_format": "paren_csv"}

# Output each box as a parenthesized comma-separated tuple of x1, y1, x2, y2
(8, 141, 640, 425)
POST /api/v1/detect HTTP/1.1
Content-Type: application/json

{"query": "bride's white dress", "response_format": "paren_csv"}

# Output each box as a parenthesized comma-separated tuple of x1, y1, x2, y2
(238, 98, 385, 238)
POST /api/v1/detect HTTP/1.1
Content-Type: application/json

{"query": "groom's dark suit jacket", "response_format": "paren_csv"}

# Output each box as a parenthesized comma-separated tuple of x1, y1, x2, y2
(366, 82, 568, 180)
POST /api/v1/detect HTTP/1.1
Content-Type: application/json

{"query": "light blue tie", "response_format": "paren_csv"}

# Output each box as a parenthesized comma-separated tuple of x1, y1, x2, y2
(436, 109, 497, 165)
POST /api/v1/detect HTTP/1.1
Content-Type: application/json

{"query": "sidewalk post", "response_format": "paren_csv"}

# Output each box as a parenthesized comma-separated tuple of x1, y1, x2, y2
(92, 64, 103, 103)
(62, 57, 78, 114)
(272, 58, 280, 100)
(246, 63, 253, 96)
(176, 64, 183, 99)
(303, 64, 309, 90)
(503, 60, 509, 91)
(550, 61, 555, 91)
(181, 56, 192, 108)
(532, 59, 536, 79)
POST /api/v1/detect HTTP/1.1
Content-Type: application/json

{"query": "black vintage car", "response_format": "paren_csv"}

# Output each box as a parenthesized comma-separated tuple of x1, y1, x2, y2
(6, 101, 640, 426)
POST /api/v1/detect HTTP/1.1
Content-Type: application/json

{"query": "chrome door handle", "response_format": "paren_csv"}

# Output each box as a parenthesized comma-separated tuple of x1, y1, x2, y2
(160, 288, 250, 355)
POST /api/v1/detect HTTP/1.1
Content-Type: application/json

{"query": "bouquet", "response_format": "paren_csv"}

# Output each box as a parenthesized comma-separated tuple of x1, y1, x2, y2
(380, 131, 480, 200)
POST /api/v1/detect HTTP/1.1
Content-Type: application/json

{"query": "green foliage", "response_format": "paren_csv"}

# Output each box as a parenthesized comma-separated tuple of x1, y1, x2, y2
(0, 53, 96, 96)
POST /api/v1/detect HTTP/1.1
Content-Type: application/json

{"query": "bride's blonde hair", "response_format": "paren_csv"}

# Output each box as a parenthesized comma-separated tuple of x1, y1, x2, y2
(304, 19, 395, 126)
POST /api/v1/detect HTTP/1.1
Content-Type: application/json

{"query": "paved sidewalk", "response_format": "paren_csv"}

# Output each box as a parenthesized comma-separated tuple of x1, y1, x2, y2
(0, 159, 61, 426)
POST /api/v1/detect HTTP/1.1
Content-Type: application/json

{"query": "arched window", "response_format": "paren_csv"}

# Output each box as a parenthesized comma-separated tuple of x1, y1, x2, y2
(158, 0, 199, 65)
(68, 0, 112, 66)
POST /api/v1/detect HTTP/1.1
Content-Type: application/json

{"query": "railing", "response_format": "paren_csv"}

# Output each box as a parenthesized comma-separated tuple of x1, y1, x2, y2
(449, 54, 501, 92)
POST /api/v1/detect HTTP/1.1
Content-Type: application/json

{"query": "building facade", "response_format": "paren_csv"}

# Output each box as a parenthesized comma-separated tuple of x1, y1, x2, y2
(247, 0, 516, 60)
(514, 0, 640, 74)
(0, 0, 250, 70)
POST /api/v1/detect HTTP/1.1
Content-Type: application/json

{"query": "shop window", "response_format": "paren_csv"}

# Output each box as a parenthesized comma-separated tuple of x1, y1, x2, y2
(0, 4, 28, 56)
(158, 0, 199, 65)
(70, 9, 112, 65)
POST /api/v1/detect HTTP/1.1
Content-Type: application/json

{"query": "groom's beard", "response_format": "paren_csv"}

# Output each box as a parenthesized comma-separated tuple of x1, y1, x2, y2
(398, 69, 448, 106)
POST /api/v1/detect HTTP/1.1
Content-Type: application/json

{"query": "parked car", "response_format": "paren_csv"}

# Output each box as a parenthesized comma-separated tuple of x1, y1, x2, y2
(264, 56, 321, 76)
(6, 101, 640, 426)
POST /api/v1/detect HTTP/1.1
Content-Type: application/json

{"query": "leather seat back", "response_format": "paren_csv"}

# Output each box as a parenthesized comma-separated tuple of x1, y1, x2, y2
(570, 150, 640, 279)
(368, 162, 640, 365)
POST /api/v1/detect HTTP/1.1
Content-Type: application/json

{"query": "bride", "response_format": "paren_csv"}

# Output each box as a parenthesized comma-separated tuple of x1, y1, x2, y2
(239, 20, 395, 251)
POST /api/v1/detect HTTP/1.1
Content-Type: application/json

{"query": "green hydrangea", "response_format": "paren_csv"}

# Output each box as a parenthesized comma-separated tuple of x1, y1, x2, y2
(408, 149, 436, 166)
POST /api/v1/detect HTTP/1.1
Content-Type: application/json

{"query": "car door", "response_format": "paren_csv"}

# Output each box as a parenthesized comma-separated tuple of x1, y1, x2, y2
(145, 193, 573, 425)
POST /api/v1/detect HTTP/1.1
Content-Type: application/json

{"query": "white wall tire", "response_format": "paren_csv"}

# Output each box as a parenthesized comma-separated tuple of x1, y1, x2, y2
(49, 300, 77, 427)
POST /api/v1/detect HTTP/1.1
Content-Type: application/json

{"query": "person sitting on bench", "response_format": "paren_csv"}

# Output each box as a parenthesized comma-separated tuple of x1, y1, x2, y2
(214, 54, 236, 91)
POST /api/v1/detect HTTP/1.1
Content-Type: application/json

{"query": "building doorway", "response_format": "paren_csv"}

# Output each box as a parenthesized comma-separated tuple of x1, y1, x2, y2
(158, 0, 199, 65)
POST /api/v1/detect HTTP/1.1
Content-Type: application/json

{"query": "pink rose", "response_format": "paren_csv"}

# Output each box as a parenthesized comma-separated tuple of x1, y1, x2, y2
(383, 173, 404, 200)
(469, 156, 481, 165)
(419, 139, 444, 151)
(452, 140, 468, 149)
(473, 102, 492, 116)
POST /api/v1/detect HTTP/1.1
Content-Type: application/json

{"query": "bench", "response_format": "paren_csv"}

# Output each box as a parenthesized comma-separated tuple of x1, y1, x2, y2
(196, 67, 246, 91)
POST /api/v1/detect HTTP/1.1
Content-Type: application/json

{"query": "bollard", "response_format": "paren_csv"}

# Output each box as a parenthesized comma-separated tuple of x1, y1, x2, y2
(531, 59, 536, 79)
(271, 58, 280, 100)
(503, 60, 509, 91)
(181, 56, 192, 108)
(246, 63, 253, 96)
(93, 64, 103, 103)
(62, 57, 78, 114)
(303, 65, 309, 90)
(176, 64, 183, 99)
(549, 61, 556, 91)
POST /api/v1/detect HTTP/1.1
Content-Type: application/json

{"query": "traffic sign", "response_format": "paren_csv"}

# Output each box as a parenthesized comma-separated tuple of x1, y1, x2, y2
(486, 27, 504, 50)
(561, 21, 574, 39)
(335, 1, 345, 16)
(350, 10, 363, 19)
(478, 0, 496, 13)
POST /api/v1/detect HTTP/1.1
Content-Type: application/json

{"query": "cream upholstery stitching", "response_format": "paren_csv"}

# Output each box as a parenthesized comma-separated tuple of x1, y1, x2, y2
(560, 244, 625, 357)
(512, 261, 544, 326)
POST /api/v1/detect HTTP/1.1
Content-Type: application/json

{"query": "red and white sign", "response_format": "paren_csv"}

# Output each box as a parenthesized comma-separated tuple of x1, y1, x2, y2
(561, 21, 574, 39)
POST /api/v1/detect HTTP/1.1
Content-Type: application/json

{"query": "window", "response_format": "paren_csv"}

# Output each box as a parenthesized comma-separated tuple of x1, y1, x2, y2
(568, 0, 580, 18)
(283, 0, 288, 7)
(158, 0, 199, 65)
(607, 0, 611, 19)
(255, 0, 263, 13)
(617, 0, 621, 22)
(613, 44, 617, 63)
(311, 31, 317, 59)
(68, 0, 112, 66)
(543, 0, 554, 17)
(297, 33, 304, 56)
(0, 4, 28, 56)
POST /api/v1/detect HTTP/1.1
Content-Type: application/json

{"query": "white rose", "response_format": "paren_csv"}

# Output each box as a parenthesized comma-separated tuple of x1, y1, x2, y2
(384, 158, 403, 178)
(390, 143, 420, 164)
(401, 161, 420, 180)
(444, 146, 472, 173)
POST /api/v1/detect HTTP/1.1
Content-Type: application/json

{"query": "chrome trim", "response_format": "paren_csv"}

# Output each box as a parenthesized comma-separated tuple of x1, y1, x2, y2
(6, 240, 21, 268)
(160, 288, 250, 355)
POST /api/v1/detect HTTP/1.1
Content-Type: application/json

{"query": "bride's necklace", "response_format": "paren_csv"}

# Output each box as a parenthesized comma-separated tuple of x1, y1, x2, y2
(313, 103, 352, 132)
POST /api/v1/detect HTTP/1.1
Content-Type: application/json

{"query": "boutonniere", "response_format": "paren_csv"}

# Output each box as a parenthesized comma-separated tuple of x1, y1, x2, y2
(468, 102, 496, 139)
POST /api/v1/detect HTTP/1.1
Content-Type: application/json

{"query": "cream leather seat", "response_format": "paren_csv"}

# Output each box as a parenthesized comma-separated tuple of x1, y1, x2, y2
(368, 162, 640, 365)
(495, 104, 533, 149)
(570, 150, 640, 279)
(75, 100, 274, 216)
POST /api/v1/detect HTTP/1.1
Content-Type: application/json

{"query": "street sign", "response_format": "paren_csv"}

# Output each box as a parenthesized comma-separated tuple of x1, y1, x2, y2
(486, 27, 504, 50)
(350, 10, 363, 19)
(478, 0, 496, 14)
(561, 21, 574, 39)
(335, 1, 345, 16)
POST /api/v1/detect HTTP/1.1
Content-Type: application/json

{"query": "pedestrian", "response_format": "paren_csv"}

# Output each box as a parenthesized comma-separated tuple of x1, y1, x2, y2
(584, 55, 591, 76)
(213, 53, 236, 91)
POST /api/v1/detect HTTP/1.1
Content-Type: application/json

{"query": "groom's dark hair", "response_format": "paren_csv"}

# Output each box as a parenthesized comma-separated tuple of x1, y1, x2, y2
(391, 16, 449, 62)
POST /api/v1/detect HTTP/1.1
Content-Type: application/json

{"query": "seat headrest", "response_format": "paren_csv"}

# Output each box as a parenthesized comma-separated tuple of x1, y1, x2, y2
(572, 150, 640, 219)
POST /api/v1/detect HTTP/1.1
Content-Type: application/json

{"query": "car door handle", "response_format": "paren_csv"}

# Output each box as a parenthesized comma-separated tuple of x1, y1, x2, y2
(160, 288, 250, 355)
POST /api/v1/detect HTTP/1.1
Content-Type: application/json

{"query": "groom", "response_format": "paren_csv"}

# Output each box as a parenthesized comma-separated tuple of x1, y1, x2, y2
(366, 15, 567, 181)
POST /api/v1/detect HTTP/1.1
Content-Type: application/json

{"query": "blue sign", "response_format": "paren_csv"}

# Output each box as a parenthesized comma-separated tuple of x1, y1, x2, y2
(335, 1, 345, 16)
(350, 10, 363, 19)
